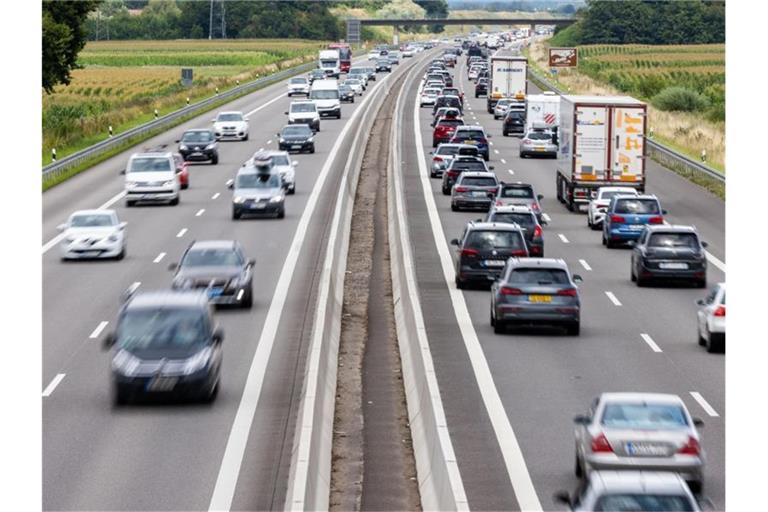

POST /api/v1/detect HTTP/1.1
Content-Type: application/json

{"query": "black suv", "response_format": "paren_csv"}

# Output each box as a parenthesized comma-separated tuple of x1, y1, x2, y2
(277, 124, 315, 153)
(450, 221, 530, 289)
(169, 240, 255, 308)
(475, 78, 488, 98)
(630, 225, 708, 288)
(433, 95, 463, 115)
(441, 156, 491, 195)
(176, 129, 218, 164)
(486, 205, 545, 257)
(503, 110, 526, 137)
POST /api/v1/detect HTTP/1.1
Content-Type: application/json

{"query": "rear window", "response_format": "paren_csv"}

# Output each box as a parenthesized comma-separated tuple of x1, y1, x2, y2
(451, 160, 486, 172)
(466, 230, 525, 250)
(438, 119, 462, 127)
(506, 111, 525, 119)
(601, 403, 688, 429)
(436, 146, 459, 156)
(615, 198, 660, 214)
(508, 268, 569, 285)
(526, 132, 552, 141)
(456, 130, 485, 139)
(500, 187, 533, 199)
(459, 177, 497, 187)
(648, 233, 699, 248)
(594, 494, 695, 512)
(490, 212, 535, 227)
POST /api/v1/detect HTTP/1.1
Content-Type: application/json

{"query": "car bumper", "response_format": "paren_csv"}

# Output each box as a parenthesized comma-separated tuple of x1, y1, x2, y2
(61, 241, 122, 259)
(233, 202, 285, 215)
(607, 228, 645, 241)
(113, 370, 216, 399)
(452, 197, 492, 209)
(584, 453, 704, 482)
(289, 119, 320, 130)
(638, 262, 706, 281)
(126, 189, 178, 202)
(317, 107, 340, 118)
(207, 287, 251, 305)
(496, 304, 579, 323)
(708, 317, 725, 334)
(288, 88, 309, 95)
(279, 142, 314, 152)
(215, 132, 247, 140)
(520, 148, 557, 157)
(180, 149, 216, 161)
(457, 268, 503, 283)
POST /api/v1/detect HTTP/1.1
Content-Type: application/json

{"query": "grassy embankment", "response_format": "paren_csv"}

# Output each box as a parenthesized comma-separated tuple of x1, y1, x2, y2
(42, 39, 326, 166)
(527, 38, 725, 173)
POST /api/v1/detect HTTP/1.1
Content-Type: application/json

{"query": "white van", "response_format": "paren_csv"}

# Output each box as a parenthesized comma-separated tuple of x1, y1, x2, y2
(319, 50, 340, 78)
(309, 79, 341, 119)
(123, 152, 180, 206)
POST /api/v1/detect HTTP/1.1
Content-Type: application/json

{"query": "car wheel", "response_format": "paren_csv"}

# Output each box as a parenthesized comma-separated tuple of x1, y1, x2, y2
(455, 275, 465, 290)
(212, 154, 219, 165)
(451, 203, 458, 212)
(113, 386, 129, 406)
(232, 210, 241, 220)
(201, 380, 219, 403)
(182, 183, 189, 190)
(636, 274, 646, 287)
(442, 186, 450, 196)
(243, 133, 249, 141)
(126, 200, 135, 207)
(698, 328, 707, 346)
(606, 238, 615, 249)
(430, 171, 436, 178)
(490, 308, 496, 327)
(277, 208, 285, 219)
(574, 453, 584, 478)
(289, 185, 296, 195)
(170, 196, 180, 206)
(687, 480, 703, 495)
(493, 319, 506, 334)
(242, 289, 253, 309)
(630, 264, 636, 282)
(696, 279, 707, 289)
(567, 322, 580, 336)
(117, 246, 126, 261)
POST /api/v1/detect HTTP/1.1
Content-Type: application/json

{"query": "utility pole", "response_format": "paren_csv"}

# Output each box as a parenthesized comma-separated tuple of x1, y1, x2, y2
(209, 0, 214, 39)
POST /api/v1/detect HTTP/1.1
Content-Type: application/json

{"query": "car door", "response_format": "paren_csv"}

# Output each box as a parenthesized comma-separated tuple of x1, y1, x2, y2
(576, 397, 601, 455)
(632, 229, 648, 272)
(698, 285, 719, 335)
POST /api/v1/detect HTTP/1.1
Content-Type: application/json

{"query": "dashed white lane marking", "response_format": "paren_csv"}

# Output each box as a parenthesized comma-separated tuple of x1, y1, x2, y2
(267, 140, 273, 145)
(579, 259, 592, 271)
(500, 158, 507, 164)
(195, 209, 205, 217)
(176, 228, 188, 238)
(605, 291, 622, 306)
(558, 233, 569, 243)
(689, 391, 720, 417)
(212, 193, 220, 200)
(508, 169, 515, 175)
(153, 252, 166, 263)
(89, 321, 109, 339)
(705, 251, 726, 273)
(258, 147, 264, 152)
(489, 141, 494, 146)
(42, 374, 65, 397)
(494, 149, 500, 155)
(640, 333, 663, 353)
(542, 213, 551, 223)
(244, 92, 286, 118)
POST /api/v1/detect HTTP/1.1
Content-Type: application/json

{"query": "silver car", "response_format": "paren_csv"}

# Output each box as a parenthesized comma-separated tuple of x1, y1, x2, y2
(587, 187, 639, 230)
(490, 258, 582, 335)
(493, 98, 513, 119)
(555, 471, 701, 511)
(519, 130, 557, 158)
(451, 171, 499, 211)
(429, 143, 479, 178)
(58, 209, 127, 261)
(266, 150, 296, 195)
(696, 282, 725, 353)
(573, 393, 706, 493)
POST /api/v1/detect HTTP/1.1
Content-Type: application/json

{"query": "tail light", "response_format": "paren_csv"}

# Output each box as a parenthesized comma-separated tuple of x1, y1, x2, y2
(590, 433, 613, 453)
(454, 186, 468, 193)
(500, 287, 523, 295)
(530, 203, 540, 211)
(523, 139, 532, 144)
(649, 216, 664, 224)
(610, 215, 625, 223)
(461, 248, 479, 258)
(511, 250, 528, 256)
(714, 305, 725, 317)
(557, 288, 578, 297)
(533, 225, 543, 239)
(433, 156, 443, 162)
(677, 436, 701, 456)
(496, 200, 503, 206)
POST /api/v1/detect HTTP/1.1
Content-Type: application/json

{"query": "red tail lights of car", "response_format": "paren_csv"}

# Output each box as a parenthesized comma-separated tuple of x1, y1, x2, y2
(460, 248, 479, 258)
(677, 436, 701, 456)
(533, 225, 543, 239)
(510, 249, 528, 256)
(557, 288, 578, 297)
(649, 216, 664, 224)
(454, 186, 469, 193)
(590, 433, 613, 453)
(500, 286, 523, 295)
(433, 156, 443, 162)
(610, 215, 625, 223)
(714, 305, 725, 317)
(530, 202, 540, 211)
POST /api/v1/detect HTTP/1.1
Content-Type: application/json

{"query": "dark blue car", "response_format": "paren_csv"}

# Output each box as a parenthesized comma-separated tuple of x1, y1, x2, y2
(602, 195, 667, 248)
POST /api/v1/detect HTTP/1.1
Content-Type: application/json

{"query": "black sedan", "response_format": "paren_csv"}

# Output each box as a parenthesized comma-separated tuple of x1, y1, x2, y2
(176, 129, 218, 164)
(339, 84, 356, 103)
(375, 59, 392, 72)
(277, 124, 315, 154)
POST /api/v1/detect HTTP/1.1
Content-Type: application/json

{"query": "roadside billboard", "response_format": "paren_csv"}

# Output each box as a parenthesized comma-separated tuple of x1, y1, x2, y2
(549, 47, 578, 68)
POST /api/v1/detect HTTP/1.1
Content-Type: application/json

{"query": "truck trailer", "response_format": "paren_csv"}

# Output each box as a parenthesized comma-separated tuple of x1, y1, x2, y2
(526, 92, 560, 133)
(487, 55, 527, 113)
(556, 95, 647, 212)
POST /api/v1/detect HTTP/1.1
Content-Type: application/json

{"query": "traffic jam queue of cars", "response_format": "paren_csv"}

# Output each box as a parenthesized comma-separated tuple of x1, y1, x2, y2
(57, 49, 394, 407)
(422, 43, 722, 508)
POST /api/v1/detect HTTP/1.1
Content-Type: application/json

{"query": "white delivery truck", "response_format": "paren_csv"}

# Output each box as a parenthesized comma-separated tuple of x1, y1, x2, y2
(526, 92, 561, 132)
(319, 49, 340, 78)
(556, 95, 647, 212)
(309, 79, 341, 119)
(487, 55, 527, 113)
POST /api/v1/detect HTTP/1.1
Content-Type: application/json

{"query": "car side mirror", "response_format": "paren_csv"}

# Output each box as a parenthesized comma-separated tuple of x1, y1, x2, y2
(284, 111, 289, 115)
(247, 258, 256, 267)
(701, 241, 709, 248)
(102, 331, 116, 350)
(244, 117, 249, 122)
(662, 209, 668, 215)
(119, 169, 126, 175)
(227, 180, 234, 189)
(541, 219, 548, 226)
(276, 132, 281, 137)
(696, 299, 705, 306)
(537, 194, 544, 200)
(168, 262, 178, 272)
(213, 326, 224, 344)
(450, 238, 459, 246)
(573, 414, 590, 425)
(211, 119, 216, 123)
(693, 417, 705, 427)
(174, 139, 180, 143)
(487, 134, 492, 138)
(429, 151, 433, 155)
(572, 274, 583, 284)
(476, 218, 483, 222)
(553, 491, 571, 506)
(57, 223, 67, 231)
(118, 222, 127, 230)
(489, 165, 495, 170)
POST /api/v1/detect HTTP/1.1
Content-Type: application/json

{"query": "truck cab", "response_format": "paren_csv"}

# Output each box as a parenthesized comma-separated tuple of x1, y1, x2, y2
(319, 50, 340, 78)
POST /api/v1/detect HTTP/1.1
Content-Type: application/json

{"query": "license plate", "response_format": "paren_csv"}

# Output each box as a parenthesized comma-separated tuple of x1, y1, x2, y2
(528, 295, 552, 303)
(251, 203, 265, 209)
(466, 140, 477, 145)
(629, 224, 645, 230)
(80, 250, 101, 257)
(626, 442, 667, 456)
(147, 376, 178, 392)
(472, 191, 487, 197)
(191, 152, 203, 156)
(141, 194, 156, 199)
(292, 144, 302, 149)
(660, 262, 688, 270)
(208, 287, 223, 297)
(485, 260, 506, 267)
(535, 147, 545, 151)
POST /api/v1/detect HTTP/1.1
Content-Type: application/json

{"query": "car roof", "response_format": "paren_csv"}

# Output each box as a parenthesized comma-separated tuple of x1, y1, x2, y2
(617, 194, 659, 201)
(501, 181, 533, 188)
(456, 125, 485, 131)
(508, 257, 569, 270)
(218, 111, 243, 115)
(490, 205, 534, 214)
(600, 392, 685, 405)
(644, 224, 698, 234)
(467, 221, 524, 232)
(438, 95, 461, 100)
(188, 240, 238, 251)
(131, 151, 172, 159)
(126, 290, 209, 310)
(71, 209, 114, 217)
(184, 128, 214, 133)
(598, 186, 637, 193)
(459, 171, 496, 178)
(265, 150, 290, 158)
(588, 471, 692, 494)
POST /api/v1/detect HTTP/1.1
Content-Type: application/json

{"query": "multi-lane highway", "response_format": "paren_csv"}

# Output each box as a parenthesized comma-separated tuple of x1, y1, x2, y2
(42, 43, 725, 511)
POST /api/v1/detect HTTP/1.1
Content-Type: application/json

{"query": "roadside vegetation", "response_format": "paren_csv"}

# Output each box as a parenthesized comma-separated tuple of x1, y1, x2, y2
(42, 39, 324, 165)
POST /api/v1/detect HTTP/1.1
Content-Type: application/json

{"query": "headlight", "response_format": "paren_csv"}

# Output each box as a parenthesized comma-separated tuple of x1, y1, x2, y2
(179, 144, 188, 151)
(233, 196, 246, 204)
(163, 180, 175, 187)
(108, 234, 119, 242)
(279, 138, 285, 143)
(64, 236, 75, 244)
(112, 349, 141, 376)
(205, 143, 216, 150)
(182, 347, 212, 375)
(127, 181, 139, 189)
(307, 137, 314, 143)
(269, 195, 284, 203)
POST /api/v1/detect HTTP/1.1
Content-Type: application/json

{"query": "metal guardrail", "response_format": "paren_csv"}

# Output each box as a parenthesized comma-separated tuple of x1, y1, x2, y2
(42, 60, 318, 181)
(526, 67, 725, 184)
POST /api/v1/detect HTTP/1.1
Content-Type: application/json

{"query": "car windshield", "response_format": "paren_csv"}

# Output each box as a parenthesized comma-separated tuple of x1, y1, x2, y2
(444, 89, 459, 95)
(508, 268, 569, 285)
(526, 132, 552, 141)
(507, 111, 525, 119)
(217, 113, 243, 122)
(282, 126, 312, 137)
(601, 190, 637, 200)
(594, 494, 695, 511)
(615, 199, 661, 214)
(490, 212, 535, 227)
(601, 403, 688, 429)
(497, 100, 511, 107)
(500, 187, 534, 199)
(456, 130, 485, 139)
(291, 103, 316, 113)
(466, 230, 525, 250)
(460, 177, 497, 187)
(236, 173, 282, 189)
(182, 248, 242, 267)
(129, 157, 172, 172)
(117, 308, 207, 350)
(182, 131, 213, 143)
(437, 146, 460, 156)
(425, 89, 441, 95)
(321, 60, 337, 67)
(310, 90, 339, 100)
(346, 79, 360, 85)
(70, 214, 114, 227)
(648, 233, 700, 248)
(290, 78, 307, 84)
(451, 161, 487, 172)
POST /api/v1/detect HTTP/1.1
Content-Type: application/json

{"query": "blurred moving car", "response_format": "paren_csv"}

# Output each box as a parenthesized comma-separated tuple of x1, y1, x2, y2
(475, 77, 488, 97)
(212, 111, 249, 141)
(493, 182, 545, 223)
(451, 221, 529, 289)
(267, 150, 297, 195)
(420, 87, 443, 107)
(697, 282, 725, 353)
(630, 225, 708, 288)
(573, 393, 706, 493)
(450, 125, 492, 161)
(554, 471, 701, 511)
(502, 109, 526, 137)
(338, 84, 356, 103)
(432, 116, 464, 147)
(519, 130, 558, 158)
(170, 240, 255, 309)
(123, 151, 180, 207)
(490, 258, 582, 335)
(441, 155, 491, 194)
(58, 209, 127, 261)
(587, 187, 638, 230)
(286, 101, 321, 132)
(103, 290, 223, 405)
(230, 152, 286, 219)
(429, 143, 479, 178)
(177, 129, 218, 165)
(308, 69, 325, 84)
(287, 76, 310, 96)
(344, 78, 365, 95)
(603, 195, 667, 248)
(375, 58, 392, 72)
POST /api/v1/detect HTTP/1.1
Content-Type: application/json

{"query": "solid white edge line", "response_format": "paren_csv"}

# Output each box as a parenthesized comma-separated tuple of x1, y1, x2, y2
(689, 391, 720, 417)
(176, 228, 187, 238)
(153, 252, 166, 263)
(604, 291, 622, 307)
(208, 72, 393, 512)
(558, 233, 569, 244)
(413, 76, 543, 511)
(42, 374, 65, 397)
(89, 321, 109, 339)
(640, 333, 663, 353)
(579, 259, 592, 271)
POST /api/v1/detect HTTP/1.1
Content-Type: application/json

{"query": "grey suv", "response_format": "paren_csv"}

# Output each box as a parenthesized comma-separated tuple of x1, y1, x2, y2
(450, 221, 529, 289)
(490, 258, 582, 335)
(451, 171, 499, 211)
(486, 205, 545, 257)
(630, 225, 708, 288)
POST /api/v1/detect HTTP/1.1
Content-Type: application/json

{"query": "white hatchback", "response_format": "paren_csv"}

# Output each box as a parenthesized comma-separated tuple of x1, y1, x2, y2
(59, 209, 126, 260)
(697, 282, 725, 353)
(587, 187, 639, 229)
